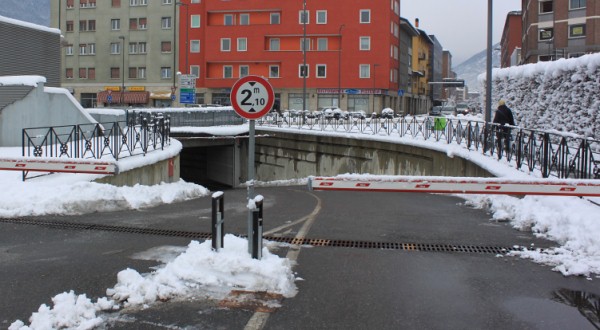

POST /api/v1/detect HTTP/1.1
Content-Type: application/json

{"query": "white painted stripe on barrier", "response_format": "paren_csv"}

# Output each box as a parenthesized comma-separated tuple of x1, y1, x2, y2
(0, 158, 117, 175)
(309, 176, 600, 197)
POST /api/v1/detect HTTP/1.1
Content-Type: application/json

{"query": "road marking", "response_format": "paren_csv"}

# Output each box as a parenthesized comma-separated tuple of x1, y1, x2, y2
(244, 190, 322, 330)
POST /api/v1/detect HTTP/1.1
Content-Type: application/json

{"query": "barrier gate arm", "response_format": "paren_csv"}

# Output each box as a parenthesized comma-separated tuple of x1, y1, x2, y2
(308, 175, 600, 197)
(0, 157, 118, 175)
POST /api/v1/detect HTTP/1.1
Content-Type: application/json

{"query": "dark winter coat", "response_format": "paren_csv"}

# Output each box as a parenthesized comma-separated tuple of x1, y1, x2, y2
(493, 105, 515, 127)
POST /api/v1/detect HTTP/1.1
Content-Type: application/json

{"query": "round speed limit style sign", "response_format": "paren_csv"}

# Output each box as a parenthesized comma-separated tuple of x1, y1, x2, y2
(230, 75, 275, 120)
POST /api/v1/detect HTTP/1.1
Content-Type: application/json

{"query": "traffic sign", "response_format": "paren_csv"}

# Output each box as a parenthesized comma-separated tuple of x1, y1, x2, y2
(107, 95, 113, 103)
(179, 88, 195, 104)
(230, 75, 274, 120)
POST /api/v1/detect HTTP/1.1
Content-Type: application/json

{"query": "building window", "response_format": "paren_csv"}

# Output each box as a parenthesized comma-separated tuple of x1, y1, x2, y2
(111, 0, 120, 7)
(66, 45, 73, 55)
(191, 40, 200, 53)
(129, 43, 137, 54)
(269, 65, 279, 78)
(162, 17, 172, 29)
(569, 24, 586, 38)
(360, 36, 371, 50)
(162, 0, 172, 4)
(88, 43, 95, 55)
(221, 38, 231, 51)
(539, 1, 553, 13)
(79, 44, 87, 55)
(80, 0, 96, 8)
(299, 64, 309, 78)
(66, 20, 74, 32)
(299, 10, 309, 24)
(130, 0, 146, 5)
(539, 28, 553, 40)
(360, 9, 371, 23)
(191, 0, 200, 3)
(240, 65, 249, 77)
(161, 41, 172, 52)
(223, 65, 233, 78)
(316, 64, 326, 78)
(139, 18, 147, 29)
(359, 64, 370, 78)
(110, 42, 120, 54)
(224, 14, 233, 26)
(317, 38, 328, 51)
(191, 15, 200, 28)
(270, 38, 280, 51)
(316, 10, 327, 24)
(270, 13, 280, 25)
(301, 38, 310, 51)
(161, 67, 172, 79)
(237, 38, 247, 51)
(67, 0, 74, 8)
(570, 0, 585, 9)
(129, 67, 137, 79)
(88, 68, 95, 80)
(240, 14, 249, 25)
(190, 65, 200, 78)
(88, 20, 96, 31)
(66, 68, 73, 79)
(111, 67, 120, 79)
(111, 19, 120, 30)
(138, 42, 147, 53)
(138, 67, 146, 79)
(129, 18, 138, 30)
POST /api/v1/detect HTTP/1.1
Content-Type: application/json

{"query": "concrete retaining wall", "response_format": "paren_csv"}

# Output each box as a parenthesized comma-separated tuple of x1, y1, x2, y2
(94, 155, 180, 187)
(250, 131, 492, 182)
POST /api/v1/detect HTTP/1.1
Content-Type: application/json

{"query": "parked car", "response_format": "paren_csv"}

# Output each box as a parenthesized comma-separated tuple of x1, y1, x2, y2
(430, 106, 443, 116)
(349, 111, 366, 119)
(381, 108, 395, 119)
(440, 105, 457, 116)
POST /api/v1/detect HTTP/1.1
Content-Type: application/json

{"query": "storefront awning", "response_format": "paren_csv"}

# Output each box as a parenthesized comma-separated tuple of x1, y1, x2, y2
(150, 91, 173, 100)
(97, 91, 149, 104)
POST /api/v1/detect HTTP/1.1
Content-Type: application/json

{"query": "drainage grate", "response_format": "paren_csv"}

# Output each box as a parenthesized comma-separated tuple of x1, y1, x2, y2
(1, 218, 516, 254)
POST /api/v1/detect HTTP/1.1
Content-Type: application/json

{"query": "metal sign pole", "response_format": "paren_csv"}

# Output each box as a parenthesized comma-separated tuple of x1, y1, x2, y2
(247, 119, 256, 254)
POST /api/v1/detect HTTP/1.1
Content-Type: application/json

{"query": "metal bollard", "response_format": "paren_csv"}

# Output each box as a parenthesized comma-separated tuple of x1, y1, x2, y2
(251, 198, 264, 259)
(211, 191, 224, 251)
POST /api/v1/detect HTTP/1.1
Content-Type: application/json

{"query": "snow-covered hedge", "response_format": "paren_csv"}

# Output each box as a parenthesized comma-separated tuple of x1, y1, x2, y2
(484, 53, 600, 140)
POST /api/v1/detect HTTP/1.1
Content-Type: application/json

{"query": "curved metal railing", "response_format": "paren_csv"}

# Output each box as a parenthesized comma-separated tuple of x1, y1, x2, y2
(256, 114, 600, 180)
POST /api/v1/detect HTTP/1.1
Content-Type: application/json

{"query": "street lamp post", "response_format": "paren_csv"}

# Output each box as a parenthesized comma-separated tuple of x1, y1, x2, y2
(338, 24, 344, 108)
(372, 64, 379, 113)
(176, 2, 189, 74)
(485, 0, 492, 123)
(302, 0, 307, 111)
(119, 35, 125, 106)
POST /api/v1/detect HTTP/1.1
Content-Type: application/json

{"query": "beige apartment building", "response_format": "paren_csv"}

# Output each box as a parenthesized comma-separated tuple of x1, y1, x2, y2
(521, 0, 600, 64)
(51, 0, 180, 108)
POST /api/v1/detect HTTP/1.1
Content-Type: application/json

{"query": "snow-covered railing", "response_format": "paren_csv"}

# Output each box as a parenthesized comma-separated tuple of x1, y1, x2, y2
(22, 113, 170, 161)
(257, 114, 600, 180)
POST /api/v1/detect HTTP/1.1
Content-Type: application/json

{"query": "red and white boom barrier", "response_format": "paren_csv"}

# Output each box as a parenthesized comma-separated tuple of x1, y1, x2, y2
(309, 176, 600, 197)
(0, 157, 117, 175)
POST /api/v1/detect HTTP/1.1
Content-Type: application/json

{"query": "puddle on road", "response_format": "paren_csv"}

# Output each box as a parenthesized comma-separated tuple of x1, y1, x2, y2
(552, 288, 600, 329)
(505, 294, 595, 329)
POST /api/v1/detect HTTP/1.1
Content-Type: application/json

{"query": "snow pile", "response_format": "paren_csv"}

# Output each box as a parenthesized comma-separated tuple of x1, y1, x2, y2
(487, 53, 600, 139)
(11, 235, 297, 329)
(464, 194, 600, 276)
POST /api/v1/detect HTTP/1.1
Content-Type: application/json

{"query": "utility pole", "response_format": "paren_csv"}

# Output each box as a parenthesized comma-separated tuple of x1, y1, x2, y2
(119, 35, 125, 106)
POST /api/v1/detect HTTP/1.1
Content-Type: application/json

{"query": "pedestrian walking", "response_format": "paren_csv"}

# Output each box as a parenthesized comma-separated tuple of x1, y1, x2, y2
(493, 99, 516, 154)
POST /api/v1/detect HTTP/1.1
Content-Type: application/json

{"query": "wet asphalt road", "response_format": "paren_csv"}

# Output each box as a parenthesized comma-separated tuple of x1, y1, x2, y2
(1, 185, 600, 329)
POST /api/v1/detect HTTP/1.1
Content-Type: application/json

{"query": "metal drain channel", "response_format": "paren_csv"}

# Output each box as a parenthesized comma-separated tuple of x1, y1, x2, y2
(0, 218, 516, 254)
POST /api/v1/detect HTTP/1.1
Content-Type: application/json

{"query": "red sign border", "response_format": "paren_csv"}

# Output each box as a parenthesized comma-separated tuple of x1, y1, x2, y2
(230, 75, 275, 120)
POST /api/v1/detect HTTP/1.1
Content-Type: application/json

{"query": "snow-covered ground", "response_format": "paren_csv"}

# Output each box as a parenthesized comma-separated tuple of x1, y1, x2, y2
(5, 119, 600, 329)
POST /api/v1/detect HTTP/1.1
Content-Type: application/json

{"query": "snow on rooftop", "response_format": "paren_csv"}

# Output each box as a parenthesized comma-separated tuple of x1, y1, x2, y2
(0, 15, 60, 34)
(0, 75, 46, 87)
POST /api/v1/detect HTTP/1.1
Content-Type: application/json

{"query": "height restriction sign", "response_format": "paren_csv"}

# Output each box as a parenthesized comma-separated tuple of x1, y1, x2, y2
(230, 75, 275, 120)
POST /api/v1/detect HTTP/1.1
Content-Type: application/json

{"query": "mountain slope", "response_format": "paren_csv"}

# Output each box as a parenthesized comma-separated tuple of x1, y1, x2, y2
(454, 43, 501, 92)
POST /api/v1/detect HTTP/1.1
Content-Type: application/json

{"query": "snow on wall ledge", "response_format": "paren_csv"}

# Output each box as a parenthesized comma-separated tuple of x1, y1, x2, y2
(480, 53, 600, 140)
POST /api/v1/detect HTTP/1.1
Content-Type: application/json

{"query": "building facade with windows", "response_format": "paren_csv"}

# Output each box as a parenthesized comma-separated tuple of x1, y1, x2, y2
(521, 0, 600, 64)
(178, 0, 403, 113)
(51, 0, 180, 108)
(500, 11, 522, 67)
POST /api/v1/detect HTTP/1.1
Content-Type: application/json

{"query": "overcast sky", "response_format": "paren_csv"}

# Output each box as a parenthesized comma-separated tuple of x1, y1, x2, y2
(402, 0, 521, 66)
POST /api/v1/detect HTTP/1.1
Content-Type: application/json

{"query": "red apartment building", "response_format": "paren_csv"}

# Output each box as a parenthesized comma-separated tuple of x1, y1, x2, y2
(178, 0, 402, 113)
(500, 11, 522, 67)
(521, 0, 600, 64)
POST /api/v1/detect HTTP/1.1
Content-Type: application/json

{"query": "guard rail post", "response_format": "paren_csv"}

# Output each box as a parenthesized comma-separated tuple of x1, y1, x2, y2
(211, 191, 225, 251)
(251, 197, 264, 260)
